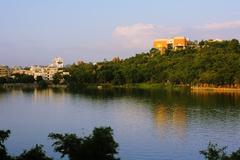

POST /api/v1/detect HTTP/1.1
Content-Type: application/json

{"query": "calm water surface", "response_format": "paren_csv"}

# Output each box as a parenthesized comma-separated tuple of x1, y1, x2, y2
(0, 88, 240, 160)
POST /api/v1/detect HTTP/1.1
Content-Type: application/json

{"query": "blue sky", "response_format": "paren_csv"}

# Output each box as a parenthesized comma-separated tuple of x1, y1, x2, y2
(0, 0, 240, 66)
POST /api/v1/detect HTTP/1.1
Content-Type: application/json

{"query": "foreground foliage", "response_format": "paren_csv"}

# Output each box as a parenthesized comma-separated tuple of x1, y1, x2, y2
(49, 127, 119, 160)
(200, 143, 240, 160)
(1, 128, 239, 160)
(0, 130, 11, 160)
(0, 127, 119, 160)
(16, 145, 52, 160)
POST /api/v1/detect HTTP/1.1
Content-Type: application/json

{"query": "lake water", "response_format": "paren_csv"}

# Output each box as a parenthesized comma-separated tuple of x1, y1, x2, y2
(0, 88, 240, 160)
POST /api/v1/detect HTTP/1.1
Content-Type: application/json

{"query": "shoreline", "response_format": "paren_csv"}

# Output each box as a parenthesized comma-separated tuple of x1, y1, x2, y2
(0, 83, 67, 89)
(2, 83, 240, 92)
(191, 86, 240, 92)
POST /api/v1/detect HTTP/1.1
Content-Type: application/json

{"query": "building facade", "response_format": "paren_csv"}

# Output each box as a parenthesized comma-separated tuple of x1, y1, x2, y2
(11, 57, 69, 81)
(0, 65, 9, 77)
(154, 36, 189, 54)
(49, 57, 64, 68)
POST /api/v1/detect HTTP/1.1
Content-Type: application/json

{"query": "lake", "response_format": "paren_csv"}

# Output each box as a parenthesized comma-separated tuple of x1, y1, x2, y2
(0, 88, 240, 160)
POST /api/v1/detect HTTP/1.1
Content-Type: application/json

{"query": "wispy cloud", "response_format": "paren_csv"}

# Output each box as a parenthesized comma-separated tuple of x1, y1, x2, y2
(114, 23, 156, 37)
(202, 20, 240, 30)
(113, 23, 182, 49)
(113, 20, 240, 49)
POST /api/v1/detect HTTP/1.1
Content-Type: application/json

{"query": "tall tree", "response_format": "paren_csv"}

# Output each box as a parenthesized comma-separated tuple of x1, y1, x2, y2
(49, 127, 119, 160)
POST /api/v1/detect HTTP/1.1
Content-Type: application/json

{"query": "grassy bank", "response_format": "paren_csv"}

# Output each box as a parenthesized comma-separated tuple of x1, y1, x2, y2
(191, 86, 240, 92)
(3, 82, 240, 93)
(85, 83, 240, 93)
(83, 83, 190, 91)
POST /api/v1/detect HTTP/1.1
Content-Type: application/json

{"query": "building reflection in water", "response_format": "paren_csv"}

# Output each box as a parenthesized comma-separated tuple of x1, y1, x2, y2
(33, 88, 67, 107)
(172, 106, 187, 138)
(154, 104, 187, 139)
(3, 88, 66, 105)
(154, 105, 170, 138)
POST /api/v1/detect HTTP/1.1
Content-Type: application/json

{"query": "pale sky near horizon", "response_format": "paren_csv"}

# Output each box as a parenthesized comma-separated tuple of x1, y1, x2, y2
(0, 0, 240, 66)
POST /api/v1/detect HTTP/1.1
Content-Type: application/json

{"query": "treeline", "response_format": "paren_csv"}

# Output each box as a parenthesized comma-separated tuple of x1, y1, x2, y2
(1, 39, 240, 88)
(0, 127, 119, 160)
(0, 74, 48, 88)
(62, 39, 240, 88)
(0, 74, 35, 84)
(1, 128, 240, 160)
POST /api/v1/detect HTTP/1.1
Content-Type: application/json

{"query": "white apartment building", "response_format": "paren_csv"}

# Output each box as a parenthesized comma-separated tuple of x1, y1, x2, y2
(12, 57, 68, 81)
(49, 57, 64, 68)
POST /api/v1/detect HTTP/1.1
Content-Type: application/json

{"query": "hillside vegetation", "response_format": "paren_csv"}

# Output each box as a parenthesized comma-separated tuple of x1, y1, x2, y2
(62, 39, 240, 88)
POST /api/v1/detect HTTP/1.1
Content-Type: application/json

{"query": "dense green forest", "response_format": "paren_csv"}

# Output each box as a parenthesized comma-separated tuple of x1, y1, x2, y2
(62, 39, 240, 88)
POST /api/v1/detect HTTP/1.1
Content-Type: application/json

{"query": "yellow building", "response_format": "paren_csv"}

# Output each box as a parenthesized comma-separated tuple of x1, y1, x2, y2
(153, 39, 169, 54)
(173, 36, 188, 50)
(153, 36, 189, 54)
(0, 65, 9, 77)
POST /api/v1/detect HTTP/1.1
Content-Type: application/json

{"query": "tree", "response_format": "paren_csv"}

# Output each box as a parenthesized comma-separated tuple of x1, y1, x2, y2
(200, 143, 227, 160)
(0, 130, 12, 160)
(112, 70, 125, 85)
(96, 64, 115, 83)
(36, 76, 48, 88)
(52, 73, 62, 85)
(16, 145, 53, 160)
(149, 48, 160, 56)
(200, 143, 240, 160)
(0, 77, 7, 84)
(199, 40, 205, 48)
(228, 39, 240, 53)
(13, 74, 35, 83)
(49, 127, 119, 160)
(0, 130, 52, 160)
(228, 149, 240, 160)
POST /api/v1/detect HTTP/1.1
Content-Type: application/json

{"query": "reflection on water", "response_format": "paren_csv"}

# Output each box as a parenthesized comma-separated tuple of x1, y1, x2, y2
(154, 105, 169, 138)
(172, 106, 187, 138)
(32, 88, 67, 106)
(0, 88, 240, 160)
(154, 104, 187, 139)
